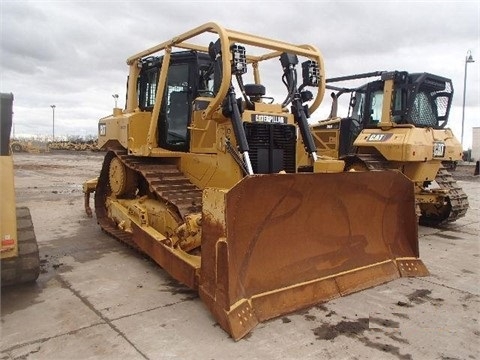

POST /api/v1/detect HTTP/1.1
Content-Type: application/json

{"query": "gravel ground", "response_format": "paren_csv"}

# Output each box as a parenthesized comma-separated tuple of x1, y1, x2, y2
(1, 151, 478, 360)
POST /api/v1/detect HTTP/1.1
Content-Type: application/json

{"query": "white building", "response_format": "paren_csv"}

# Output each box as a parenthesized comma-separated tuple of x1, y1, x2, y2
(471, 127, 480, 162)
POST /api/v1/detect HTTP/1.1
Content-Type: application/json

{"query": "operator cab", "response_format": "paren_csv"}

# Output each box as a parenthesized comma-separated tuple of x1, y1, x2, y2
(350, 72, 453, 129)
(137, 51, 214, 152)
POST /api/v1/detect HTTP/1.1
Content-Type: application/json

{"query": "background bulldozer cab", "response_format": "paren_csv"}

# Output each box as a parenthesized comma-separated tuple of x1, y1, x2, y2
(330, 72, 453, 130)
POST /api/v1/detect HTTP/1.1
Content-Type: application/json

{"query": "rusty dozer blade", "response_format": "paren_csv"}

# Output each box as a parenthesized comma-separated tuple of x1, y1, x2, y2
(199, 171, 428, 340)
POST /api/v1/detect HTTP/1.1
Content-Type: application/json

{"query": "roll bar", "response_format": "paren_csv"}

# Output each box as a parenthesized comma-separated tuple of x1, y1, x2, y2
(125, 22, 325, 120)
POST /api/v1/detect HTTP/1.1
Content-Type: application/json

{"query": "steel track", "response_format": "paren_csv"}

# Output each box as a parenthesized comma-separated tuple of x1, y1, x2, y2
(94, 149, 202, 250)
(344, 154, 469, 226)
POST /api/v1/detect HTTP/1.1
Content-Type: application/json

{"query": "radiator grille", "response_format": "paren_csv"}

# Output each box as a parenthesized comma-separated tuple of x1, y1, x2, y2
(244, 122, 297, 174)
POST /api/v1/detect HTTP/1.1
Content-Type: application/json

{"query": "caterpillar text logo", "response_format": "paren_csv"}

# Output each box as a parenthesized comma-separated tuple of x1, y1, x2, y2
(251, 114, 287, 124)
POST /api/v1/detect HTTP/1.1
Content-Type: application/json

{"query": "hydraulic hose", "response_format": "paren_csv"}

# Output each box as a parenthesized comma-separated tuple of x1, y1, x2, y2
(292, 96, 318, 161)
(223, 86, 254, 175)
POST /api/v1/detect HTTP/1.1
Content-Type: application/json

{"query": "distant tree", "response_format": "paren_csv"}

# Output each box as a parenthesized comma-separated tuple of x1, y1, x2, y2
(67, 135, 83, 143)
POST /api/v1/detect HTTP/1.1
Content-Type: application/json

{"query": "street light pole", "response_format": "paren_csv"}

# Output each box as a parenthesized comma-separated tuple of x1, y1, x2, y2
(461, 50, 475, 147)
(50, 105, 56, 141)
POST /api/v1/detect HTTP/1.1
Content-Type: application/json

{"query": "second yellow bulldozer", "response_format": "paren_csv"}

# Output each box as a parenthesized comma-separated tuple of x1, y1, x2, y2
(84, 23, 428, 340)
(307, 71, 468, 226)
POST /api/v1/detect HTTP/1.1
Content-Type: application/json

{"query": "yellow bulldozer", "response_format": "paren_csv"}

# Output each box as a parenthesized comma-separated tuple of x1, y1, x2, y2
(10, 139, 41, 153)
(1, 93, 40, 286)
(307, 71, 468, 226)
(83, 23, 428, 340)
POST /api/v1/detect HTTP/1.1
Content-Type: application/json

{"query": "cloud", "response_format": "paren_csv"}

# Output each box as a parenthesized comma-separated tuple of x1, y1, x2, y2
(1, 0, 478, 148)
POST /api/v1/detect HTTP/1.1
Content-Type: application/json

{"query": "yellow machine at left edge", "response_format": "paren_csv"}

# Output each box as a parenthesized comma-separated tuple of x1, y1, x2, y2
(1, 93, 40, 286)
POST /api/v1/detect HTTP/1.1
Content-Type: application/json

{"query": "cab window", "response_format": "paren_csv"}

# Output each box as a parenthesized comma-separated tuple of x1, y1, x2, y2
(370, 90, 383, 124)
(159, 63, 191, 151)
(411, 91, 437, 127)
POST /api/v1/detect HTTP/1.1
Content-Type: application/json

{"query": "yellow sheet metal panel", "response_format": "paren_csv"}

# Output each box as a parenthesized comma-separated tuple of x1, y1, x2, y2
(189, 107, 217, 154)
(403, 161, 441, 182)
(0, 156, 18, 259)
(98, 113, 129, 150)
(355, 127, 463, 163)
(313, 158, 345, 173)
(127, 112, 151, 154)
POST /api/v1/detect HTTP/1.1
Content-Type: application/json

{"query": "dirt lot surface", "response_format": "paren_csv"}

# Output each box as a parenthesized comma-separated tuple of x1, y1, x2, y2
(1, 151, 479, 359)
(451, 162, 479, 181)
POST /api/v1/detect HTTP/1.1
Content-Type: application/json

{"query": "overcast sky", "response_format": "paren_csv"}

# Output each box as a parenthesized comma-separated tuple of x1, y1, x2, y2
(1, 0, 479, 148)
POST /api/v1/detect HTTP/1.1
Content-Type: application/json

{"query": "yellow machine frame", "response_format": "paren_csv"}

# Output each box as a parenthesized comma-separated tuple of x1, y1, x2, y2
(85, 23, 428, 340)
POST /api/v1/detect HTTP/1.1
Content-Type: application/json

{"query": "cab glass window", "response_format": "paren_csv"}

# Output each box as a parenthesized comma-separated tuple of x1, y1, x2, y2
(370, 90, 383, 123)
